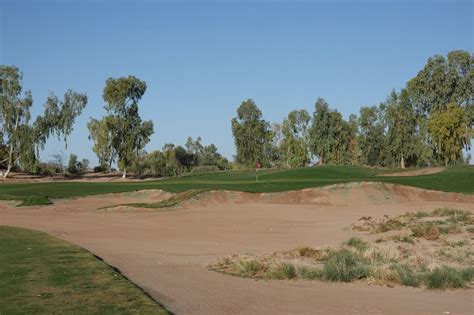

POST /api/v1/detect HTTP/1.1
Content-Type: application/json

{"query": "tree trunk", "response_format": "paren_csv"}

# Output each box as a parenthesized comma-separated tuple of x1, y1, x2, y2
(3, 163, 12, 178)
(122, 167, 127, 179)
(400, 154, 405, 169)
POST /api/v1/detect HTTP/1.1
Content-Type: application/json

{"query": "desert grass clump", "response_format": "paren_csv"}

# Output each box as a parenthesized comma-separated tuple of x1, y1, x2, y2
(392, 234, 415, 244)
(321, 249, 367, 282)
(297, 246, 327, 260)
(394, 264, 421, 287)
(411, 222, 439, 240)
(375, 218, 405, 233)
(345, 237, 368, 251)
(298, 266, 322, 280)
(415, 211, 429, 218)
(366, 264, 398, 285)
(425, 266, 466, 289)
(235, 259, 264, 277)
(437, 224, 461, 235)
(466, 226, 474, 233)
(266, 262, 296, 280)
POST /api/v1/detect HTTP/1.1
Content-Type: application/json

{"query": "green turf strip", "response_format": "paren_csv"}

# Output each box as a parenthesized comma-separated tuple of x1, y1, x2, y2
(0, 226, 169, 314)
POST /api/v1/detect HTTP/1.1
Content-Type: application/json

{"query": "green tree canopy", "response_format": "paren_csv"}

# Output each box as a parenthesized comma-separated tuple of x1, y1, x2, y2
(282, 109, 310, 167)
(428, 103, 472, 166)
(0, 65, 87, 177)
(95, 75, 154, 178)
(231, 99, 272, 167)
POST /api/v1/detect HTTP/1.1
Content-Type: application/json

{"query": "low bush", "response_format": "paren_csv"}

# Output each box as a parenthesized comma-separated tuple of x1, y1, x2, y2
(235, 260, 264, 277)
(321, 249, 367, 282)
(394, 264, 421, 287)
(266, 263, 296, 280)
(425, 266, 466, 289)
(345, 237, 368, 251)
(298, 266, 322, 280)
(411, 222, 439, 240)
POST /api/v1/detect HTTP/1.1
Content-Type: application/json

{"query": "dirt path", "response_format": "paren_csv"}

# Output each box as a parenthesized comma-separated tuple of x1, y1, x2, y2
(1, 183, 473, 314)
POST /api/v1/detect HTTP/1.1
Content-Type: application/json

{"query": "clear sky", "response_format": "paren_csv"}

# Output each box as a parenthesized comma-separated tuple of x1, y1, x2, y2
(1, 0, 473, 165)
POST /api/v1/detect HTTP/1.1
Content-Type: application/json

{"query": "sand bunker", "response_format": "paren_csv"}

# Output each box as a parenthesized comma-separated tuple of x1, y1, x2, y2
(1, 182, 473, 314)
(114, 182, 474, 211)
(378, 167, 445, 177)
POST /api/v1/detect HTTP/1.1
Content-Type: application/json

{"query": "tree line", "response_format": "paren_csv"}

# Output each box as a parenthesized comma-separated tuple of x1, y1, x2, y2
(1, 50, 473, 178)
(232, 50, 473, 169)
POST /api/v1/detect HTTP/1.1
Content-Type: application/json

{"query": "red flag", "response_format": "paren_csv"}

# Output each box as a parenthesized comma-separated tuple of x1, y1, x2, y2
(256, 160, 261, 169)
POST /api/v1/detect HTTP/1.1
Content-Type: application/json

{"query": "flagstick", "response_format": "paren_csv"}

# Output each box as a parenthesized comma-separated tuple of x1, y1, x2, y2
(256, 168, 258, 183)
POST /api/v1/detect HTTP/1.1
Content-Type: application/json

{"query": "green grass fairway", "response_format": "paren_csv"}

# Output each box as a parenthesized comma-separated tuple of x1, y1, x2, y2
(1, 165, 473, 205)
(0, 226, 169, 314)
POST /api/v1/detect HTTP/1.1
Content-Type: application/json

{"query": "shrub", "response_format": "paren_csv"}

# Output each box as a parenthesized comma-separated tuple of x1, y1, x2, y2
(411, 223, 439, 240)
(366, 264, 398, 285)
(234, 260, 264, 277)
(266, 263, 296, 280)
(93, 165, 108, 173)
(345, 237, 368, 251)
(297, 247, 325, 260)
(321, 249, 367, 282)
(425, 266, 466, 289)
(394, 264, 421, 287)
(375, 219, 405, 233)
(467, 226, 474, 233)
(298, 266, 322, 280)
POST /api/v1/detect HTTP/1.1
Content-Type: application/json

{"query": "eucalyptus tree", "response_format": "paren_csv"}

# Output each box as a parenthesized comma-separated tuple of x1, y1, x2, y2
(231, 99, 272, 166)
(407, 50, 473, 116)
(384, 89, 418, 168)
(358, 105, 387, 166)
(428, 103, 472, 166)
(407, 50, 473, 165)
(281, 109, 311, 167)
(87, 116, 116, 171)
(97, 75, 154, 178)
(309, 98, 331, 165)
(0, 65, 87, 177)
(309, 98, 352, 165)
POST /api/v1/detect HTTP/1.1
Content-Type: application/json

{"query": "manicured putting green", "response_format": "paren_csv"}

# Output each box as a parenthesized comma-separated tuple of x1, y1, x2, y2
(0, 226, 169, 314)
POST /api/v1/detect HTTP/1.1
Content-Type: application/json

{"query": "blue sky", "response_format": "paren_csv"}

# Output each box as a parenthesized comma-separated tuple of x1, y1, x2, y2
(1, 0, 473, 164)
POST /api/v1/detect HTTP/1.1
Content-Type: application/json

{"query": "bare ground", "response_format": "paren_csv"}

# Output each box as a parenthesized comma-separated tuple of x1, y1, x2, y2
(1, 183, 473, 314)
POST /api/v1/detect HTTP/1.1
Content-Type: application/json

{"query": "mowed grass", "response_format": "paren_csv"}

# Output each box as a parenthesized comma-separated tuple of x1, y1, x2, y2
(1, 165, 473, 205)
(0, 226, 168, 314)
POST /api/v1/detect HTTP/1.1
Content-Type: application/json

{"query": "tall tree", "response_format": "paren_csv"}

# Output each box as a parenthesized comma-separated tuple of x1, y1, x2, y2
(100, 76, 154, 178)
(428, 103, 472, 166)
(358, 105, 387, 166)
(281, 109, 311, 167)
(0, 65, 87, 177)
(309, 98, 332, 165)
(385, 89, 418, 168)
(231, 99, 271, 166)
(407, 50, 473, 116)
(87, 116, 116, 170)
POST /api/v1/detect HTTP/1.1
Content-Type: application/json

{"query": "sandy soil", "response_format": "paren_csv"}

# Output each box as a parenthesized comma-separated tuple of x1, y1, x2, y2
(378, 167, 445, 177)
(1, 182, 473, 314)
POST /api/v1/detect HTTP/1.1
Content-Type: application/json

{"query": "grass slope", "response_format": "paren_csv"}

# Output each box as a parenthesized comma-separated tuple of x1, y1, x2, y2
(0, 165, 473, 205)
(0, 226, 169, 314)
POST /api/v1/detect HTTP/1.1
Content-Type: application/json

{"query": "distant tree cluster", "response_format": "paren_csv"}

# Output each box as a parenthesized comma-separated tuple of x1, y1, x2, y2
(231, 50, 473, 168)
(123, 137, 229, 177)
(1, 50, 472, 178)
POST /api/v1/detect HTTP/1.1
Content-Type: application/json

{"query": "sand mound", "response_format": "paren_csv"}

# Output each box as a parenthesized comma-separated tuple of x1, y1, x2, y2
(159, 182, 474, 210)
(378, 167, 445, 177)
